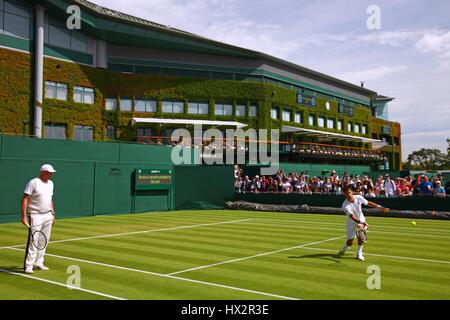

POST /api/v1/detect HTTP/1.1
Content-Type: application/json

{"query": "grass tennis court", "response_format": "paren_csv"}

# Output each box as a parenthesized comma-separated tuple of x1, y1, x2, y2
(1, 210, 449, 300)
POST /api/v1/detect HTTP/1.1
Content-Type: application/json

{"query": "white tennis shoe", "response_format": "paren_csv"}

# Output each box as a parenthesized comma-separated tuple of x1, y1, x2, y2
(24, 268, 34, 274)
(356, 253, 365, 261)
(34, 265, 50, 271)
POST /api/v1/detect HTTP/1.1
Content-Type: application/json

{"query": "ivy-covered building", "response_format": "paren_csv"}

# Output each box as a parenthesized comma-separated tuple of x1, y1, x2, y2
(0, 0, 402, 170)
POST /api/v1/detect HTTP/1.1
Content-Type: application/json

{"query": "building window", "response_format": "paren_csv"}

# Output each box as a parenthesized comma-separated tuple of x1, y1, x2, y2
(294, 112, 301, 123)
(327, 119, 335, 129)
(249, 104, 257, 117)
(74, 125, 93, 141)
(70, 31, 88, 52)
(73, 86, 94, 104)
(162, 100, 184, 113)
(282, 110, 291, 122)
(271, 108, 278, 120)
(44, 124, 66, 140)
(3, 0, 31, 39)
(215, 102, 233, 116)
(120, 97, 132, 112)
(45, 81, 67, 101)
(348, 123, 352, 132)
(374, 103, 389, 120)
(339, 100, 353, 116)
(106, 125, 115, 140)
(337, 120, 343, 131)
(188, 101, 209, 115)
(381, 125, 391, 135)
(135, 99, 157, 112)
(362, 125, 367, 135)
(354, 124, 360, 134)
(235, 104, 246, 117)
(309, 115, 315, 126)
(105, 98, 117, 111)
(45, 14, 88, 53)
(318, 117, 325, 127)
(48, 23, 70, 48)
(137, 128, 152, 137)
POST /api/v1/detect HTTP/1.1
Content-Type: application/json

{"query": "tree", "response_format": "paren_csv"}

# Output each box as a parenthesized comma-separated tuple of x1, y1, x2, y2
(404, 148, 450, 170)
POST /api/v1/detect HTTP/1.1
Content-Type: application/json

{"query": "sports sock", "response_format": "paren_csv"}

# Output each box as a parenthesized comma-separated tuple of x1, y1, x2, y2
(357, 245, 363, 255)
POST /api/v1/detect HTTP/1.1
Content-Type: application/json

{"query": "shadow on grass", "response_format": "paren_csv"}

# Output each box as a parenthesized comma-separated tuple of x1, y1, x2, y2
(288, 253, 351, 266)
(0, 266, 23, 274)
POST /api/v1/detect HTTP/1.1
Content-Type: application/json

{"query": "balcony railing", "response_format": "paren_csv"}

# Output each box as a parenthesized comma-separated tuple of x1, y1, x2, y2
(287, 142, 385, 161)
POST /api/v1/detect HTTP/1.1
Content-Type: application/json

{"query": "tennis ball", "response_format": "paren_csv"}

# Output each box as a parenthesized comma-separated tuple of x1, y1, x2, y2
(411, 221, 416, 226)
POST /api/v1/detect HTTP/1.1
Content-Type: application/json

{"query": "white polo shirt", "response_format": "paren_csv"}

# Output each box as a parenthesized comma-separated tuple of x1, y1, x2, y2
(342, 195, 368, 225)
(281, 182, 291, 191)
(24, 178, 54, 214)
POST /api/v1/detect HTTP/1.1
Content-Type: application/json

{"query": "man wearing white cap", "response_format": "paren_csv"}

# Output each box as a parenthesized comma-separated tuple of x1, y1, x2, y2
(21, 164, 57, 274)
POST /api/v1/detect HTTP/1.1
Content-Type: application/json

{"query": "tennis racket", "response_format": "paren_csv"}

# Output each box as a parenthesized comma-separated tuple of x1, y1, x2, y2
(356, 227, 367, 243)
(25, 222, 48, 250)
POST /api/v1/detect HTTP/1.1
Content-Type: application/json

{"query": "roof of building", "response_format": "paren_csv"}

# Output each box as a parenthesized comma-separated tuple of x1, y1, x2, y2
(374, 95, 395, 102)
(38, 0, 379, 97)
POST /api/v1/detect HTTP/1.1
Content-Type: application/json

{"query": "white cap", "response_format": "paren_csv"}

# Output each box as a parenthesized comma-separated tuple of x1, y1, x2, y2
(40, 164, 57, 173)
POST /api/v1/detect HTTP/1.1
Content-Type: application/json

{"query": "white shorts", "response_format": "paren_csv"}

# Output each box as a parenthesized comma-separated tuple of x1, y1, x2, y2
(346, 222, 368, 240)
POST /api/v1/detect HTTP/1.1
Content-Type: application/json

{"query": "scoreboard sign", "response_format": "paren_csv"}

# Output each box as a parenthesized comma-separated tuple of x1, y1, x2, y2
(135, 169, 173, 190)
(297, 92, 316, 107)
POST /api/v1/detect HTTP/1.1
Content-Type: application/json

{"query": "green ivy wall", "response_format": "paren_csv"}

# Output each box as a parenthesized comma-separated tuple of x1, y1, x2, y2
(0, 47, 372, 145)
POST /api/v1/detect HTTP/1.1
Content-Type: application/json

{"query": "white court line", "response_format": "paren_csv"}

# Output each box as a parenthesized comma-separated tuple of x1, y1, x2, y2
(0, 268, 126, 300)
(0, 218, 254, 250)
(241, 215, 450, 234)
(6, 247, 298, 300)
(246, 219, 450, 239)
(167, 235, 346, 276)
(296, 247, 450, 265)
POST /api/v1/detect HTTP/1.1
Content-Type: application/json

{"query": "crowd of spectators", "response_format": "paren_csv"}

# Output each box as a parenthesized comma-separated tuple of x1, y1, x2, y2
(234, 165, 448, 197)
(139, 137, 385, 160)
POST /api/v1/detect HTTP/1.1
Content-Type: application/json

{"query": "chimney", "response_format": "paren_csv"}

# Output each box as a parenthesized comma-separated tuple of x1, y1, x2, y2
(360, 81, 365, 88)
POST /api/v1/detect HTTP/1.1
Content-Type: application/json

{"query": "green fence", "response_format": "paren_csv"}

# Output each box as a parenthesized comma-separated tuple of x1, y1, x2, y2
(2, 135, 446, 224)
(174, 165, 234, 210)
(0, 135, 223, 223)
(0, 135, 174, 163)
(234, 193, 450, 212)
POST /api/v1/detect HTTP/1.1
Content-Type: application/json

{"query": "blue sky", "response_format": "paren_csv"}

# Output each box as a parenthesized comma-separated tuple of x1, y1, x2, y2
(92, 0, 450, 160)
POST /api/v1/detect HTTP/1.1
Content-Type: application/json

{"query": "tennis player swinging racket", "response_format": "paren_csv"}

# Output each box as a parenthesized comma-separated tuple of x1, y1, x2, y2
(338, 186, 390, 261)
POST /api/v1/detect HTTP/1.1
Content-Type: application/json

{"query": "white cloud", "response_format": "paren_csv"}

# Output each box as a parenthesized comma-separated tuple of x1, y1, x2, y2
(90, 0, 237, 30)
(297, 30, 422, 49)
(360, 31, 422, 47)
(201, 20, 300, 59)
(402, 130, 450, 140)
(401, 130, 450, 158)
(338, 65, 407, 83)
(415, 29, 450, 67)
